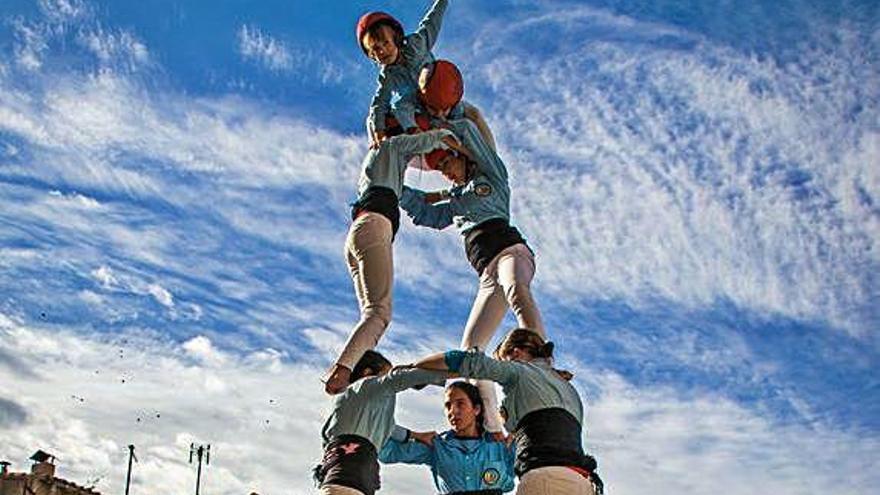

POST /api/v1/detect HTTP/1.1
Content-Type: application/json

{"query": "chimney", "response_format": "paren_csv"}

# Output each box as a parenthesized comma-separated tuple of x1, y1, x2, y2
(31, 461, 55, 478)
(29, 450, 56, 478)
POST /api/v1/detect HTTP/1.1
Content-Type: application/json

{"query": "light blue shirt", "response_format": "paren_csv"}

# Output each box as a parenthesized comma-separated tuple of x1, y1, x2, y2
(321, 368, 446, 450)
(380, 428, 516, 493)
(368, 0, 449, 133)
(446, 350, 585, 433)
(357, 129, 454, 199)
(400, 119, 512, 233)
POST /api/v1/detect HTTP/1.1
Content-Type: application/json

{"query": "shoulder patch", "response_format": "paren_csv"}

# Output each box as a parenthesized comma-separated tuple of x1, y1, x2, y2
(474, 183, 492, 197)
(482, 467, 501, 486)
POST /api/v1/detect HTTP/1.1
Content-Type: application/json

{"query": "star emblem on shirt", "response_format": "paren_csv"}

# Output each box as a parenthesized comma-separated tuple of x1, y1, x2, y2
(339, 443, 361, 455)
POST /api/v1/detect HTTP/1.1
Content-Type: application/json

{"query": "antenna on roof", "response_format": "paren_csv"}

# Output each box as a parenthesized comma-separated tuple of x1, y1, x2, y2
(124, 445, 138, 495)
(189, 443, 211, 495)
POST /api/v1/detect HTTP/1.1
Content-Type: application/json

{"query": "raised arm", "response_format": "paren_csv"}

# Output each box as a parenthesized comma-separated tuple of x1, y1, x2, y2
(368, 72, 395, 134)
(411, 0, 450, 53)
(415, 350, 519, 387)
(413, 350, 519, 387)
(364, 367, 447, 396)
(401, 186, 454, 229)
(388, 128, 454, 157)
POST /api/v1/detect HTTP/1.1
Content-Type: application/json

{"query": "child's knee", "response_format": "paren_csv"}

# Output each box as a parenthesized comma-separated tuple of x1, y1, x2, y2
(364, 303, 392, 326)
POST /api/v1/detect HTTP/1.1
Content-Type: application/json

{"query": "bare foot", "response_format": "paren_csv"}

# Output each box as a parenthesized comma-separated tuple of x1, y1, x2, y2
(323, 364, 352, 394)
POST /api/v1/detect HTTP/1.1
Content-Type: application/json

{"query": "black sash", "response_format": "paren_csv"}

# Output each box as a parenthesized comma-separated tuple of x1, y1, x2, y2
(513, 408, 597, 476)
(463, 218, 527, 274)
(316, 435, 380, 495)
(352, 186, 400, 236)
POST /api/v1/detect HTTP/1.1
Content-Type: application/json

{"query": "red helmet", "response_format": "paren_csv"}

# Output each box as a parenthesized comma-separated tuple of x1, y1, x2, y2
(356, 12, 404, 54)
(419, 60, 464, 112)
(423, 148, 452, 170)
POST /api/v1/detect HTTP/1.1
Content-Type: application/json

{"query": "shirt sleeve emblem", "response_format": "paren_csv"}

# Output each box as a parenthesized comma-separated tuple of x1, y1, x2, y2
(482, 467, 501, 486)
(474, 183, 492, 197)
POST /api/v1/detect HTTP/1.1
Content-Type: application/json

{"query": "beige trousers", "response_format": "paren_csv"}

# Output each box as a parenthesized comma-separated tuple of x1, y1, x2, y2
(516, 466, 598, 495)
(460, 243, 545, 431)
(319, 484, 365, 495)
(337, 212, 394, 370)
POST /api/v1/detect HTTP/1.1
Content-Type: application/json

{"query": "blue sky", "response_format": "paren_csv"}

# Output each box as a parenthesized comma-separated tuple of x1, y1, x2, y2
(0, 1, 878, 494)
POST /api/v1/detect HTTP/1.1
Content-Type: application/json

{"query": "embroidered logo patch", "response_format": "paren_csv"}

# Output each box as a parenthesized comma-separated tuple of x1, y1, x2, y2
(474, 183, 492, 197)
(482, 468, 500, 486)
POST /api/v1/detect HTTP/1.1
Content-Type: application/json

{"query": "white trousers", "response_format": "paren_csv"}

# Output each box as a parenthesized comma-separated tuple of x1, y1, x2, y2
(459, 243, 545, 431)
(337, 212, 394, 370)
(516, 466, 598, 495)
(319, 484, 365, 495)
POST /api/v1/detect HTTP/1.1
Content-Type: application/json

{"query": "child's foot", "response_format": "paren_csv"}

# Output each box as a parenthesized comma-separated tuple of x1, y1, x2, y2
(323, 364, 352, 394)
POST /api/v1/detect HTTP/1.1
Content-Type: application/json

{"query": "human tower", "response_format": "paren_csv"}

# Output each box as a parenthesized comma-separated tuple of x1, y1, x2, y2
(314, 2, 603, 494)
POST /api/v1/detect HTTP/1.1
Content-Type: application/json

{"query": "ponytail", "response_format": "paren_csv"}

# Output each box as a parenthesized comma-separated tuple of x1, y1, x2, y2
(494, 328, 554, 360)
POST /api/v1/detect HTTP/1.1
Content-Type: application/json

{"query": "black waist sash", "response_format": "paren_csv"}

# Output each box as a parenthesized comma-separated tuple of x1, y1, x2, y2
(352, 186, 400, 236)
(317, 435, 380, 495)
(513, 408, 597, 476)
(463, 218, 527, 274)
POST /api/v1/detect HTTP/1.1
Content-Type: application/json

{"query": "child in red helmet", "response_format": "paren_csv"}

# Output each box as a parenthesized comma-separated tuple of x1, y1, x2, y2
(357, 1, 450, 148)
(357, 2, 496, 152)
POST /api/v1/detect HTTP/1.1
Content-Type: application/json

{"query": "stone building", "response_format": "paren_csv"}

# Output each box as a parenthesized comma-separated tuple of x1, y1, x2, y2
(0, 450, 101, 495)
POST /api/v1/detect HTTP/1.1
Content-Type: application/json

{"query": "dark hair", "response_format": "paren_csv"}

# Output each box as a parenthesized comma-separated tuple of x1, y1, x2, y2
(493, 328, 554, 360)
(351, 350, 391, 381)
(446, 381, 485, 434)
(365, 20, 403, 47)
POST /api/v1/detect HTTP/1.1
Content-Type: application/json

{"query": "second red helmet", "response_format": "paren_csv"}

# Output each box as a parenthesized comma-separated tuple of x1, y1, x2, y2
(419, 60, 464, 112)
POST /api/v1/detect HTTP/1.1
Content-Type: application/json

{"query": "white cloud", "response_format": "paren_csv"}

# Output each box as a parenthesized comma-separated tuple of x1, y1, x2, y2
(147, 283, 174, 308)
(38, 0, 88, 23)
(450, 5, 878, 335)
(182, 335, 225, 366)
(236, 23, 347, 84)
(238, 25, 293, 72)
(1, 314, 876, 495)
(76, 26, 150, 71)
(580, 371, 879, 495)
(12, 19, 49, 71)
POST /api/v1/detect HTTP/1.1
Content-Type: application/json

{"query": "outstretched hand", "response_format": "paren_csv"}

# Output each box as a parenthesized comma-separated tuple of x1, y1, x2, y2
(411, 430, 438, 447)
(441, 135, 474, 162)
(553, 368, 574, 381)
(489, 431, 509, 443)
(369, 129, 387, 149)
